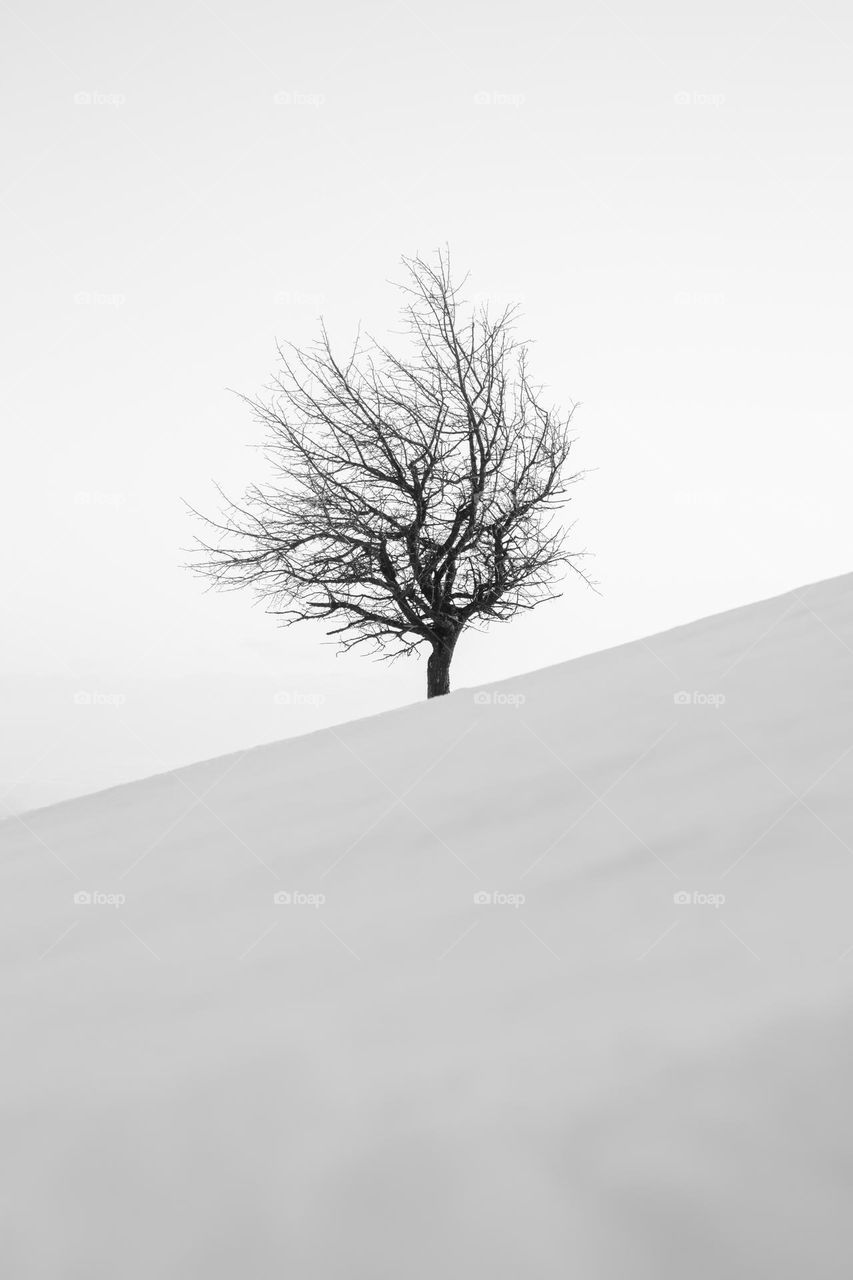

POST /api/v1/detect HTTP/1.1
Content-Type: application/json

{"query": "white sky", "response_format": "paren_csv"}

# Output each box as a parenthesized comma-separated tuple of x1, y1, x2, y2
(2, 0, 851, 810)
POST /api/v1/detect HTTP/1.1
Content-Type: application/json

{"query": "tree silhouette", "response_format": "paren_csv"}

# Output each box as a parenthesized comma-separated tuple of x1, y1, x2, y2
(189, 250, 592, 698)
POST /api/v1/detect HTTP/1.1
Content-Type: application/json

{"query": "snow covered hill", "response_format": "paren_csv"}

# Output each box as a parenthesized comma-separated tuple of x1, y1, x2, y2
(3, 573, 853, 1278)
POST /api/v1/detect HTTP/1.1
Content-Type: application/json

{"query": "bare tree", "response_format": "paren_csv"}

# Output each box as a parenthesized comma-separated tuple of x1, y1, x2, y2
(188, 250, 593, 698)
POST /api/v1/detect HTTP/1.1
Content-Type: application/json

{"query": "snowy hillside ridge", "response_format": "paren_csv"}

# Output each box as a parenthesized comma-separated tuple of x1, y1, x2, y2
(2, 571, 853, 1278)
(7, 568, 849, 824)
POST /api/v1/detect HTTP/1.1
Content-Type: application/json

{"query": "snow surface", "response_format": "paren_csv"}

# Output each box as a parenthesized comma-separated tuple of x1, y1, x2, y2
(3, 573, 853, 1278)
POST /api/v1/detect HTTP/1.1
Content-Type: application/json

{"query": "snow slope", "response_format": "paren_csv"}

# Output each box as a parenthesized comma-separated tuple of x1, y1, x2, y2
(3, 573, 853, 1278)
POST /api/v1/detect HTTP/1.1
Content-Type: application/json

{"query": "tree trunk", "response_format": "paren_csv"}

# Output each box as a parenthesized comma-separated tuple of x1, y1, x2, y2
(426, 637, 456, 698)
